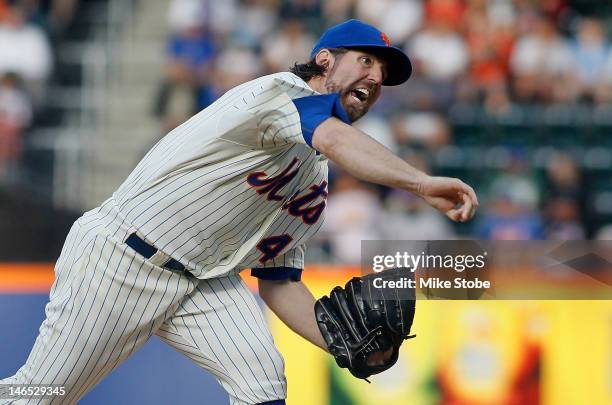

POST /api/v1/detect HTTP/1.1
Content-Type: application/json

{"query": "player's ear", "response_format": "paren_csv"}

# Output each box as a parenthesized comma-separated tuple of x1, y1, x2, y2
(315, 49, 334, 74)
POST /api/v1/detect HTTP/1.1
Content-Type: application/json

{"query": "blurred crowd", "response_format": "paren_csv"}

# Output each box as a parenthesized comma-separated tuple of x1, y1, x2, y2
(0, 0, 77, 178)
(2, 0, 612, 262)
(157, 0, 612, 262)
(158, 0, 612, 120)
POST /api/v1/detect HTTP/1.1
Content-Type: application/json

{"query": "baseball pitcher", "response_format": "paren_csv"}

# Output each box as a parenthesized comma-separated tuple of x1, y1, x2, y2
(0, 19, 478, 404)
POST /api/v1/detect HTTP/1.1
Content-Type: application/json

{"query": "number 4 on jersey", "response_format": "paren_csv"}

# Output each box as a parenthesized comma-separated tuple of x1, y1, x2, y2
(257, 234, 293, 263)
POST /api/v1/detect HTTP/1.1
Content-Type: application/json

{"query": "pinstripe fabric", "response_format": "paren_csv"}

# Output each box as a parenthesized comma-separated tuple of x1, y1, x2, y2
(0, 202, 285, 404)
(157, 276, 286, 404)
(1, 72, 332, 404)
(112, 72, 327, 279)
(0, 202, 196, 405)
(254, 244, 305, 272)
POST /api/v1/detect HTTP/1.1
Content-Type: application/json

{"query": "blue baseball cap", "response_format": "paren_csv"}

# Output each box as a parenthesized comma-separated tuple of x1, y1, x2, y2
(311, 19, 412, 86)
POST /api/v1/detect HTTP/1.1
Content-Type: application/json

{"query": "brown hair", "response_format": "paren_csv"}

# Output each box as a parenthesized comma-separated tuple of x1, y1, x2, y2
(289, 48, 348, 82)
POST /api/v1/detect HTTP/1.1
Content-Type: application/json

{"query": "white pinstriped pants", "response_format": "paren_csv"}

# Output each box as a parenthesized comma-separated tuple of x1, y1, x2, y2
(0, 200, 286, 405)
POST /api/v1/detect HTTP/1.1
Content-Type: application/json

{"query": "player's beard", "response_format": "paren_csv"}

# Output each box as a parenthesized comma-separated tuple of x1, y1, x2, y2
(340, 89, 370, 122)
(323, 54, 379, 122)
(325, 81, 371, 123)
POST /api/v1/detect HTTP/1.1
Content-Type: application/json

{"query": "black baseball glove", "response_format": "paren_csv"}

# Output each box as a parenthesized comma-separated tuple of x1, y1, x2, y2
(314, 268, 416, 381)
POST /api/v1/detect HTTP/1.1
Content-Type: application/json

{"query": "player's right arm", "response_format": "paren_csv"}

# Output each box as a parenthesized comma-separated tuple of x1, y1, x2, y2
(311, 117, 479, 222)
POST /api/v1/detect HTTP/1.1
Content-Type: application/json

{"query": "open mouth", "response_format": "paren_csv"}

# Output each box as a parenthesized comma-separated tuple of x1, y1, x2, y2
(350, 88, 370, 104)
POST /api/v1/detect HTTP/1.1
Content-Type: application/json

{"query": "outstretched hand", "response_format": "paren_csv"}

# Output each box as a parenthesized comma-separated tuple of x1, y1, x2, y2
(416, 176, 479, 222)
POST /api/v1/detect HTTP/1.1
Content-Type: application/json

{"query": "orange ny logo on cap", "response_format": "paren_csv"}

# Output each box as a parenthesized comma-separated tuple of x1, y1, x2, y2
(381, 32, 391, 46)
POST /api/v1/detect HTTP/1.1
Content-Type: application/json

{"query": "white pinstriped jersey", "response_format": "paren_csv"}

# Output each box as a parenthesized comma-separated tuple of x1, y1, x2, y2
(113, 72, 329, 279)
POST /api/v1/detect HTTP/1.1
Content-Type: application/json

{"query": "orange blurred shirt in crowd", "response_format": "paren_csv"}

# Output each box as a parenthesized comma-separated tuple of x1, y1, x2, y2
(426, 0, 466, 30)
(466, 21, 515, 87)
(0, 0, 8, 21)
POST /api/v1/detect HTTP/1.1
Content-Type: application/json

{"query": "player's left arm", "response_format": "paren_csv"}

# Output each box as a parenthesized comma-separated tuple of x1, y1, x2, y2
(258, 277, 328, 351)
(252, 244, 327, 350)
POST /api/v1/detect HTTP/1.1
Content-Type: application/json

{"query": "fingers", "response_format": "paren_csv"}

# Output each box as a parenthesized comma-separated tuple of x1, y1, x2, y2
(445, 207, 462, 222)
(425, 176, 479, 222)
(447, 184, 478, 223)
(452, 178, 479, 207)
(454, 180, 479, 222)
(445, 203, 470, 223)
(462, 183, 479, 207)
(460, 192, 474, 222)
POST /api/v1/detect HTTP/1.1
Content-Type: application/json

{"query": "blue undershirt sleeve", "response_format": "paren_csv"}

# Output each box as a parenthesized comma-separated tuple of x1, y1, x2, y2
(291, 93, 351, 147)
(251, 267, 303, 282)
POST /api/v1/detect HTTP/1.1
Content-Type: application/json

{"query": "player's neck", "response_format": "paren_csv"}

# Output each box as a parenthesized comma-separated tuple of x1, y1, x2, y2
(307, 76, 328, 95)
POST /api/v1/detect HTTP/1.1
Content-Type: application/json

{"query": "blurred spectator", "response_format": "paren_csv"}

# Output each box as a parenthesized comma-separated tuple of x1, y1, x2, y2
(475, 196, 544, 240)
(382, 189, 456, 240)
(322, 0, 354, 26)
(459, 0, 515, 112)
(477, 153, 543, 240)
(0, 2, 52, 99)
(482, 83, 514, 116)
(354, 114, 397, 153)
(170, 0, 239, 40)
(538, 0, 571, 26)
(323, 171, 384, 263)
(543, 197, 586, 239)
(510, 14, 576, 102)
(233, 0, 277, 48)
(383, 67, 455, 111)
(408, 17, 469, 82)
(168, 0, 206, 30)
(544, 153, 585, 209)
(46, 0, 79, 38)
(569, 18, 612, 103)
(279, 0, 323, 35)
(464, 12, 509, 88)
(0, 0, 7, 20)
(381, 155, 456, 240)
(214, 0, 241, 37)
(488, 155, 540, 211)
(262, 18, 315, 73)
(355, 0, 423, 44)
(390, 111, 451, 150)
(404, 14, 469, 110)
(212, 47, 262, 93)
(513, 0, 570, 35)
(485, 0, 517, 28)
(22, 0, 79, 39)
(0, 72, 32, 177)
(542, 153, 587, 239)
(425, 0, 465, 31)
(155, 0, 216, 130)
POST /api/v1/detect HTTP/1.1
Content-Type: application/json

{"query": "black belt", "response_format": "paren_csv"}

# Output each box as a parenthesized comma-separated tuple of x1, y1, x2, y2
(125, 233, 186, 273)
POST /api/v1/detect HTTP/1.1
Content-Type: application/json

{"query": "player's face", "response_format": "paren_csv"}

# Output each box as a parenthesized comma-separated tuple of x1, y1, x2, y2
(324, 50, 387, 122)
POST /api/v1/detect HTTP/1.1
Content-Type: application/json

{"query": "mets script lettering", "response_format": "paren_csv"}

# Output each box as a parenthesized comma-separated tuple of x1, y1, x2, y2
(247, 158, 327, 225)
(247, 157, 300, 201)
(282, 181, 327, 225)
